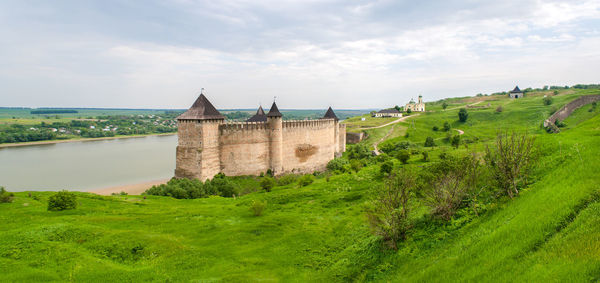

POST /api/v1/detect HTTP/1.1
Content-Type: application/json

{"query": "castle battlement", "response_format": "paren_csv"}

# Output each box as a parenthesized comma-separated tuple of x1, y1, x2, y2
(174, 94, 346, 181)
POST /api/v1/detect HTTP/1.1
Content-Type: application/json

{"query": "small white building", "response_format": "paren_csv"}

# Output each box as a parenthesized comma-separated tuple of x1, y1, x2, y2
(373, 109, 402, 118)
(509, 86, 523, 98)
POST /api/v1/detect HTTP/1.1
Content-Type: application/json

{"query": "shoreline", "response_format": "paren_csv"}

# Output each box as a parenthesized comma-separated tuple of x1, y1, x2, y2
(0, 133, 176, 148)
(89, 178, 171, 195)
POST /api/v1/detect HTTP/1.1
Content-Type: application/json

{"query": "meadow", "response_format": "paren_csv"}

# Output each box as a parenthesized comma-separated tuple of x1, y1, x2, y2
(1, 89, 599, 282)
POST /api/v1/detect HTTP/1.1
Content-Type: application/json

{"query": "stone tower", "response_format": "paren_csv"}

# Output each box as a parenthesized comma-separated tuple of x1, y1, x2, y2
(322, 107, 342, 156)
(267, 101, 283, 174)
(175, 93, 225, 181)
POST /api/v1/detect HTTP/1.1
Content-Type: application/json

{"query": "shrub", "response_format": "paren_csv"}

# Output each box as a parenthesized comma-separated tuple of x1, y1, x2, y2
(250, 200, 267, 216)
(442, 102, 448, 110)
(432, 126, 439, 131)
(495, 106, 503, 113)
(451, 135, 461, 149)
(366, 169, 416, 249)
(404, 132, 410, 138)
(543, 96, 553, 105)
(485, 132, 535, 198)
(458, 108, 468, 122)
(589, 102, 597, 112)
(266, 169, 273, 177)
(443, 121, 451, 131)
(277, 174, 298, 186)
(348, 144, 372, 159)
(422, 151, 430, 162)
(207, 177, 238, 197)
(424, 137, 435, 147)
(396, 150, 410, 164)
(260, 177, 275, 192)
(47, 190, 77, 211)
(298, 175, 314, 187)
(554, 119, 566, 128)
(327, 158, 350, 173)
(406, 108, 412, 114)
(380, 161, 394, 175)
(145, 178, 206, 199)
(553, 90, 559, 95)
(350, 159, 363, 172)
(0, 187, 14, 203)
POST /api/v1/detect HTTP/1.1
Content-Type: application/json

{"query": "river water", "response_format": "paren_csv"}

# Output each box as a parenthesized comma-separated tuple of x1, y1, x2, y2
(0, 135, 177, 192)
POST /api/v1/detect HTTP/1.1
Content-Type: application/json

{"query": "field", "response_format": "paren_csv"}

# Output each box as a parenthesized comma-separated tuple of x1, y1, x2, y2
(1, 89, 600, 281)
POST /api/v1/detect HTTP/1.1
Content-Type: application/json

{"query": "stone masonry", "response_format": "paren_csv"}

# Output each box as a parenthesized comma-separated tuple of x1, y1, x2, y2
(175, 94, 346, 181)
(543, 94, 600, 129)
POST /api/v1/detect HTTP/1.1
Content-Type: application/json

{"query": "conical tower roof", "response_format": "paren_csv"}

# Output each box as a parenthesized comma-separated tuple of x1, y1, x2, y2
(321, 107, 339, 121)
(267, 102, 282, 117)
(177, 93, 225, 120)
(246, 106, 267, 122)
(511, 86, 522, 93)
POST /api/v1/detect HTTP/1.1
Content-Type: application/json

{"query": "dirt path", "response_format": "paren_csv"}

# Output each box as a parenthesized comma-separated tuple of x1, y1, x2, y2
(373, 125, 396, 155)
(358, 114, 420, 130)
(456, 129, 464, 135)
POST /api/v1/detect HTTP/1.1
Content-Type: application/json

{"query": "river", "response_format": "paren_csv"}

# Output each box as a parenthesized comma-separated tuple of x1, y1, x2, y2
(0, 135, 177, 192)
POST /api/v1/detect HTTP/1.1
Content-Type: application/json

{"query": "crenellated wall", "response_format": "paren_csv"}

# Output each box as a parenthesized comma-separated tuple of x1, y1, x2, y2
(176, 118, 346, 180)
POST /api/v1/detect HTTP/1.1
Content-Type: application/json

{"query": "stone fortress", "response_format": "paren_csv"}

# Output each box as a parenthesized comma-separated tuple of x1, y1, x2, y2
(175, 93, 346, 181)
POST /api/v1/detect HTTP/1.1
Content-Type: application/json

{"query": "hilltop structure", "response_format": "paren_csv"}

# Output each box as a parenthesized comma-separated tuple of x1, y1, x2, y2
(509, 86, 523, 98)
(373, 109, 402, 118)
(175, 94, 346, 181)
(404, 95, 425, 112)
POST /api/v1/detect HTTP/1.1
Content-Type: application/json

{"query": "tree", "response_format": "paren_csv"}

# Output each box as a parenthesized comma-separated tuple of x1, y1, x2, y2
(442, 102, 448, 110)
(0, 187, 14, 203)
(424, 137, 435, 147)
(443, 121, 451, 131)
(406, 108, 412, 114)
(394, 105, 401, 112)
(432, 126, 439, 131)
(451, 135, 460, 149)
(543, 96, 553, 105)
(458, 108, 468, 122)
(366, 169, 416, 249)
(485, 132, 535, 198)
(396, 150, 410, 164)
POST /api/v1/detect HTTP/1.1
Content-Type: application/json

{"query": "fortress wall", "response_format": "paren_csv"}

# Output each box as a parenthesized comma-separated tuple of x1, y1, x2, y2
(218, 122, 270, 176)
(544, 95, 600, 127)
(281, 119, 337, 173)
(175, 120, 222, 180)
(339, 124, 346, 153)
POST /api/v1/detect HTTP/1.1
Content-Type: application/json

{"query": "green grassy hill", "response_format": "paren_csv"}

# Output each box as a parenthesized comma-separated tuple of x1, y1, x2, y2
(1, 89, 599, 282)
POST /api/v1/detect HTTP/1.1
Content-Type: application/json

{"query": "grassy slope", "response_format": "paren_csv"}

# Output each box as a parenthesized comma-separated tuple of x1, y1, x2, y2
(1, 89, 599, 282)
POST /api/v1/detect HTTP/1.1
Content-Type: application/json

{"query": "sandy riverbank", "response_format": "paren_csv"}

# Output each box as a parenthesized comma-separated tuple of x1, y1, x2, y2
(0, 133, 176, 148)
(90, 179, 170, 195)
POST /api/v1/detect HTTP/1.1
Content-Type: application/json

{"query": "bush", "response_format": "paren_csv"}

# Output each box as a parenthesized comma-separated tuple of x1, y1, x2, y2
(47, 190, 77, 211)
(366, 169, 416, 249)
(458, 108, 468, 122)
(266, 169, 273, 177)
(424, 137, 435, 147)
(250, 200, 267, 216)
(327, 158, 350, 173)
(396, 150, 410, 164)
(443, 121, 451, 131)
(495, 106, 503, 113)
(543, 96, 553, 105)
(348, 144, 372, 159)
(207, 177, 238, 197)
(350, 159, 363, 172)
(145, 178, 206, 199)
(422, 151, 430, 162)
(277, 174, 298, 186)
(485, 132, 535, 198)
(442, 102, 448, 110)
(380, 160, 394, 175)
(589, 102, 597, 112)
(298, 175, 314, 187)
(432, 126, 439, 131)
(260, 177, 275, 192)
(0, 187, 14, 203)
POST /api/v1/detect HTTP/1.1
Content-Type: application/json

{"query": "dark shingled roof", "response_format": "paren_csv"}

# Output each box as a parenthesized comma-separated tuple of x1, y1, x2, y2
(510, 86, 522, 93)
(321, 107, 339, 121)
(378, 108, 400, 113)
(177, 94, 225, 120)
(267, 102, 283, 117)
(246, 106, 267, 122)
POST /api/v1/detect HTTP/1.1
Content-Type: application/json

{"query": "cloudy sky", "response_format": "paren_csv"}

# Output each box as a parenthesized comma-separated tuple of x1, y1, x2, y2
(1, 0, 599, 109)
